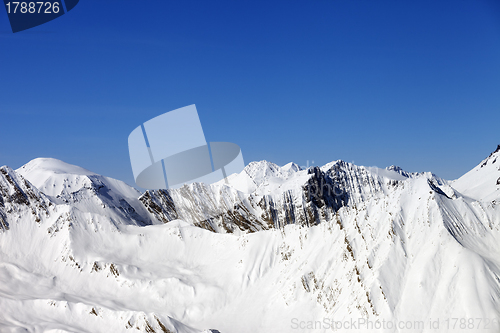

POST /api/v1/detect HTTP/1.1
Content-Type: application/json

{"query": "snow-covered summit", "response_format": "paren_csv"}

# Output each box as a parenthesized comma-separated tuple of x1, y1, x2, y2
(16, 158, 155, 226)
(17, 158, 97, 197)
(386, 165, 413, 178)
(281, 162, 302, 174)
(19, 157, 95, 176)
(243, 160, 288, 184)
(452, 144, 500, 201)
(17, 157, 140, 199)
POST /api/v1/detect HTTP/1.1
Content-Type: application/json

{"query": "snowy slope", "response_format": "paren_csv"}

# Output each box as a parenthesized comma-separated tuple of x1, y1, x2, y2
(0, 147, 499, 332)
(452, 145, 500, 202)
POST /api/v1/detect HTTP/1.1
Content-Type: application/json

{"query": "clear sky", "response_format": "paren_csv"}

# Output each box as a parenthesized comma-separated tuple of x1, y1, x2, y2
(1, 0, 499, 188)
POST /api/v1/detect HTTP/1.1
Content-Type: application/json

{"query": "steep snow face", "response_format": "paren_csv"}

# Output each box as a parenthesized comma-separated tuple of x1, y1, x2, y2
(452, 145, 500, 202)
(1, 151, 500, 333)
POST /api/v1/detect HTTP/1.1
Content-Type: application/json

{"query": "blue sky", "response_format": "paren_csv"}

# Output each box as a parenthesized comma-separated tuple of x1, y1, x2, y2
(1, 0, 499, 187)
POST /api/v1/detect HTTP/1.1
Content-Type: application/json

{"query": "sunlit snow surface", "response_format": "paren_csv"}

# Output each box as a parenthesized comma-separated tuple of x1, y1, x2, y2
(0, 150, 499, 332)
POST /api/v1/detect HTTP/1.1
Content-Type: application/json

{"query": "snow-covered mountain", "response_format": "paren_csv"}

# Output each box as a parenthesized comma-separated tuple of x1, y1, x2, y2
(0, 148, 499, 332)
(451, 145, 500, 202)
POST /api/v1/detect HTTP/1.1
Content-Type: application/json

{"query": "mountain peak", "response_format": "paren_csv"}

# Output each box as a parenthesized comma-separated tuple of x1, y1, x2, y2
(385, 165, 413, 178)
(490, 145, 500, 156)
(281, 162, 301, 174)
(18, 158, 95, 177)
(243, 160, 284, 182)
(478, 144, 500, 169)
(244, 160, 281, 171)
(452, 144, 500, 201)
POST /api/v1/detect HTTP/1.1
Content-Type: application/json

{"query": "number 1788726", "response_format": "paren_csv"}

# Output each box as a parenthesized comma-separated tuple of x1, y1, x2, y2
(5, 2, 60, 14)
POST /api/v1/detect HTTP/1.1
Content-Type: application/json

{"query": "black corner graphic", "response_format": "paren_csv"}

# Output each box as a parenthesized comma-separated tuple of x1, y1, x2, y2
(3, 0, 79, 33)
(64, 0, 78, 12)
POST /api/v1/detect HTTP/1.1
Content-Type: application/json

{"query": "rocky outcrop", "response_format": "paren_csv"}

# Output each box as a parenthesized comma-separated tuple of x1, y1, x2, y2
(0, 166, 50, 229)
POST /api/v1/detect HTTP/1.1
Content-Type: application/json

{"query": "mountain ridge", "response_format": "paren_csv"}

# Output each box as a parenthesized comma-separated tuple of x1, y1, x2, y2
(0, 145, 499, 332)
